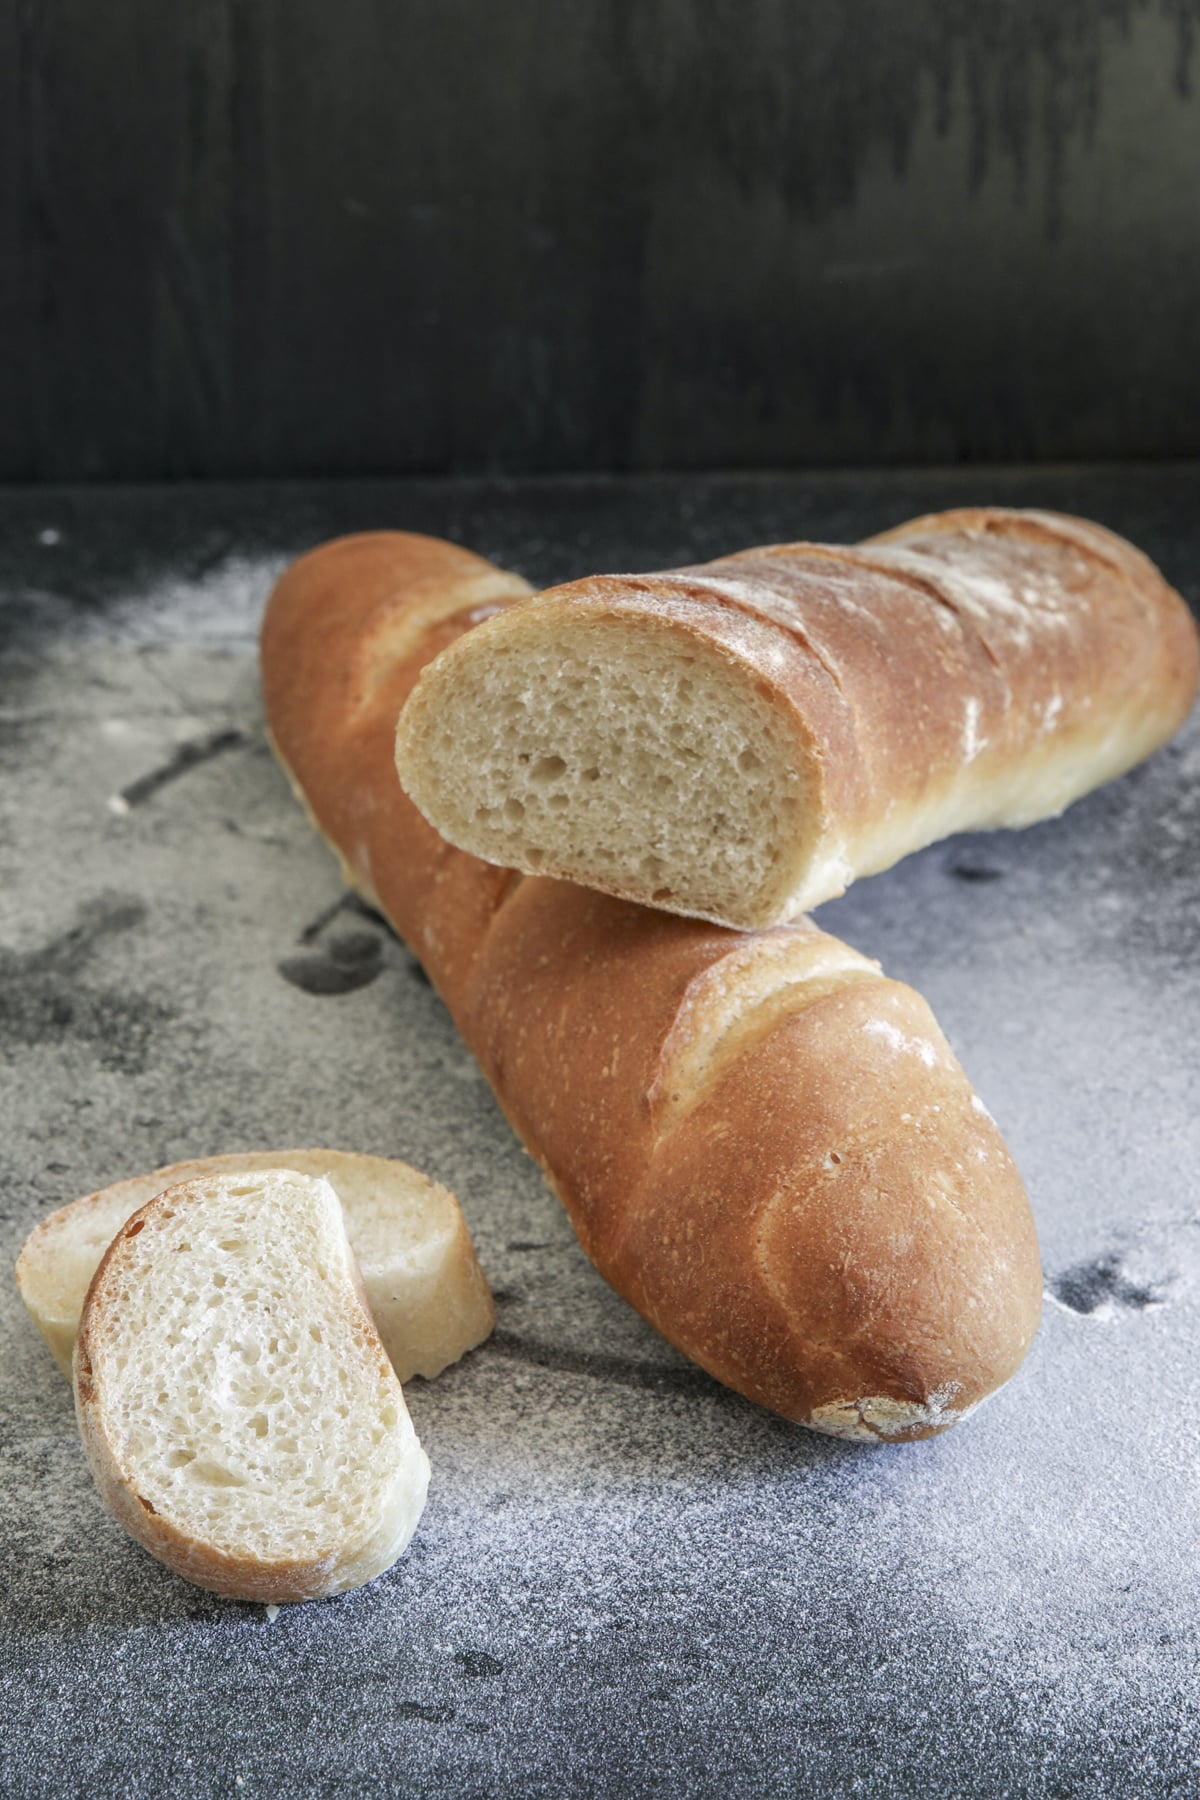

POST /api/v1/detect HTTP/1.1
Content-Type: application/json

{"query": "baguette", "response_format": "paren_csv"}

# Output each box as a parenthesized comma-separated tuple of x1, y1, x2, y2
(393, 510, 1198, 929)
(260, 532, 1042, 1440)
(74, 1169, 430, 1602)
(16, 1148, 495, 1384)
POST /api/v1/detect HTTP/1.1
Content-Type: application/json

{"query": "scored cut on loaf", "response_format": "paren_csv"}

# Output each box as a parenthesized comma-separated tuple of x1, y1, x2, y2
(260, 530, 1044, 1441)
(16, 1148, 494, 1384)
(393, 508, 1199, 930)
(74, 1169, 431, 1603)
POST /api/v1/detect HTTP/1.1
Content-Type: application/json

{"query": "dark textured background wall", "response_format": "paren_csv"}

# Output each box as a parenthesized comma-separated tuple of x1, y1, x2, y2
(6, 0, 1200, 481)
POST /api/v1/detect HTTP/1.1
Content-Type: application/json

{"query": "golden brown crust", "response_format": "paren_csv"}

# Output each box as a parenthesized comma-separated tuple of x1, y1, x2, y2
(260, 532, 528, 1016)
(621, 509, 1196, 915)
(392, 507, 1197, 927)
(614, 978, 1038, 1424)
(854, 507, 1199, 817)
(259, 531, 1044, 1439)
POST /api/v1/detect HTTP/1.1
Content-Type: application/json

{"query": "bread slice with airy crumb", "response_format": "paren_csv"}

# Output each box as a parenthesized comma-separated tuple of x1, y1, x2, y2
(74, 1169, 431, 1602)
(16, 1148, 494, 1384)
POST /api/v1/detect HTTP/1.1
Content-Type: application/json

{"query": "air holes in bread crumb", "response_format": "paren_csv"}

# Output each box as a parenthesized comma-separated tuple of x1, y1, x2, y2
(399, 617, 804, 928)
(530, 755, 566, 784)
(192, 1461, 244, 1488)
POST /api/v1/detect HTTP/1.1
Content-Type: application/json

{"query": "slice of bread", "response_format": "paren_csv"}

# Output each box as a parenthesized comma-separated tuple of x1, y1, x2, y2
(16, 1149, 494, 1384)
(74, 1169, 431, 1602)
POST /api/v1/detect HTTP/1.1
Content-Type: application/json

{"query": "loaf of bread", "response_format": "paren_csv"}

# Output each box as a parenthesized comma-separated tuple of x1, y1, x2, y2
(394, 509, 1198, 929)
(75, 1169, 430, 1602)
(16, 1148, 495, 1383)
(260, 532, 1043, 1441)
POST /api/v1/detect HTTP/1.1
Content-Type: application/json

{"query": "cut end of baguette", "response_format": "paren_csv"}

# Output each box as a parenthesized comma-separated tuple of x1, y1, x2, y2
(395, 604, 825, 929)
(16, 1147, 494, 1385)
(74, 1170, 430, 1603)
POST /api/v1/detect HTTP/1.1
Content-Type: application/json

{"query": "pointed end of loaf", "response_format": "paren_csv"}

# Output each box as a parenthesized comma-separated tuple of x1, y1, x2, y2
(610, 971, 1043, 1441)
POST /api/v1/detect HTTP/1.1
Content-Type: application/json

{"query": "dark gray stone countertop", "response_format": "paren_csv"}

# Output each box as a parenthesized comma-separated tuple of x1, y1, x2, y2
(2, 467, 1198, 1799)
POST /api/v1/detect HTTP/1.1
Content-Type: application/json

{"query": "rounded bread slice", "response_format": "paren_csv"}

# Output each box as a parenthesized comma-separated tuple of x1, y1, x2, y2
(74, 1168, 431, 1602)
(16, 1148, 495, 1383)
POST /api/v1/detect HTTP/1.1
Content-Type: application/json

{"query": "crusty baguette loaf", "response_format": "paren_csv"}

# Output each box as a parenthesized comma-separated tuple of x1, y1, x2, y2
(16, 1148, 494, 1383)
(260, 531, 1042, 1441)
(393, 509, 1199, 929)
(74, 1169, 430, 1602)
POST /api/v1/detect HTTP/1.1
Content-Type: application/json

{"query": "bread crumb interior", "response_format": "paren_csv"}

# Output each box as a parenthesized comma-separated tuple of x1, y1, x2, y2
(91, 1174, 408, 1563)
(410, 619, 806, 923)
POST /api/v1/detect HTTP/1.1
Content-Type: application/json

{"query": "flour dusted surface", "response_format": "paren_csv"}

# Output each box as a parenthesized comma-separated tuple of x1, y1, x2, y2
(3, 474, 1198, 1796)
